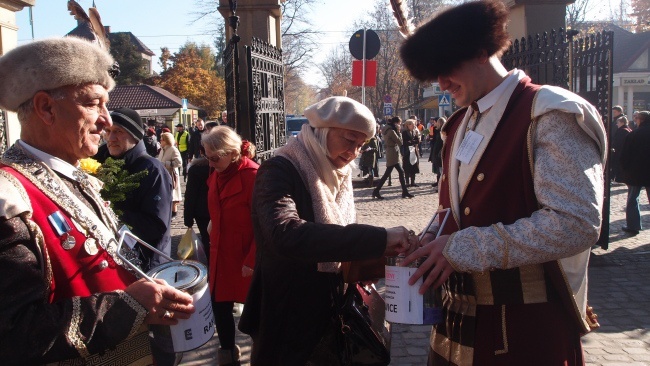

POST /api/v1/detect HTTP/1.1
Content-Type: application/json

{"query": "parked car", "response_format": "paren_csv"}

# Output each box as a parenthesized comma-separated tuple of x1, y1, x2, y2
(286, 117, 309, 137)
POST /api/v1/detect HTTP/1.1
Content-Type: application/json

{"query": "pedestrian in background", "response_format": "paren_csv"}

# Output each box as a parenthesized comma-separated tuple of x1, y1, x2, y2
(372, 116, 413, 199)
(143, 127, 161, 157)
(619, 111, 650, 236)
(158, 132, 183, 218)
(174, 123, 190, 181)
(359, 135, 378, 187)
(203, 126, 258, 366)
(184, 144, 211, 258)
(402, 119, 421, 187)
(400, 1, 605, 363)
(238, 96, 413, 365)
(611, 115, 632, 183)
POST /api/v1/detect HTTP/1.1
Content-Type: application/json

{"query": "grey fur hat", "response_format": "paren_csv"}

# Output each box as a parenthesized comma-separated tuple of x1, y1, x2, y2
(304, 96, 376, 138)
(0, 37, 116, 112)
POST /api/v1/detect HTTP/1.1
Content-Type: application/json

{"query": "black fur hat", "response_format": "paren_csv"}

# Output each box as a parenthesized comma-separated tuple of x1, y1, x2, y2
(400, 0, 511, 82)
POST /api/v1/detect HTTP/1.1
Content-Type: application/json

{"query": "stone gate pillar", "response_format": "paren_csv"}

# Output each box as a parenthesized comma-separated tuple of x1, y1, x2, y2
(0, 0, 34, 153)
(503, 0, 572, 40)
(217, 0, 282, 141)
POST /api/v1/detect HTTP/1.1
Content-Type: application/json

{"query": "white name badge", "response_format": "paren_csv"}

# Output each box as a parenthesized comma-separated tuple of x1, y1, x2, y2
(384, 265, 424, 324)
(455, 130, 484, 164)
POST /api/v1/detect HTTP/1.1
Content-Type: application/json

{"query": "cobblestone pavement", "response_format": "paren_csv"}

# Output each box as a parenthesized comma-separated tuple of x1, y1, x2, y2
(173, 151, 650, 366)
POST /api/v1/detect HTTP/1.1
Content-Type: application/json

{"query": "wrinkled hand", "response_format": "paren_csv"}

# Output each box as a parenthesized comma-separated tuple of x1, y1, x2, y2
(384, 227, 418, 256)
(242, 265, 253, 277)
(401, 234, 455, 294)
(125, 278, 195, 325)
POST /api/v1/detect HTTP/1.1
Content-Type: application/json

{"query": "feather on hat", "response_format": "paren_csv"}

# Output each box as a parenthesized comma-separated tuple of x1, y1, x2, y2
(0, 37, 116, 112)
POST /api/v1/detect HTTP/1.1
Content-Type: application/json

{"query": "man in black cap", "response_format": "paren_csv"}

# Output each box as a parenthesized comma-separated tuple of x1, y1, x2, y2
(105, 107, 173, 271)
(400, 1, 606, 364)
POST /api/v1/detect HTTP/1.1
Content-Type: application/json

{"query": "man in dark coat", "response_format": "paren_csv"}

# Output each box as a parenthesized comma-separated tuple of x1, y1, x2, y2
(105, 107, 173, 270)
(611, 116, 632, 183)
(619, 111, 650, 235)
(187, 118, 206, 161)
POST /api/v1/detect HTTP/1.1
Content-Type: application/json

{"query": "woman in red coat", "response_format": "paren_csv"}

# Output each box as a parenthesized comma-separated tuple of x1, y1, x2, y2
(202, 126, 258, 366)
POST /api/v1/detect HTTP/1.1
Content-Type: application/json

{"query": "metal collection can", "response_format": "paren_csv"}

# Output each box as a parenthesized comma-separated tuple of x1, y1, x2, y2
(147, 261, 215, 353)
(385, 255, 443, 325)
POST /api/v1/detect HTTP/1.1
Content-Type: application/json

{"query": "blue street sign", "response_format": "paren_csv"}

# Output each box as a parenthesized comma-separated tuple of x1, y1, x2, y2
(182, 98, 188, 111)
(384, 106, 394, 116)
(438, 94, 450, 106)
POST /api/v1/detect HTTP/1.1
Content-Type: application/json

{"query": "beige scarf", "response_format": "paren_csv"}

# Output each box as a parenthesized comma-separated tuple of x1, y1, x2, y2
(276, 129, 356, 272)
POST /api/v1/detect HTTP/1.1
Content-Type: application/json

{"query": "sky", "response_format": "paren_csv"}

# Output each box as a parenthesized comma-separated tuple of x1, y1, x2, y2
(15, 0, 377, 87)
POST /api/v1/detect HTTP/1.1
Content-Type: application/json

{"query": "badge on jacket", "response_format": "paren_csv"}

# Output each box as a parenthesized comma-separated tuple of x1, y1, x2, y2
(47, 211, 76, 250)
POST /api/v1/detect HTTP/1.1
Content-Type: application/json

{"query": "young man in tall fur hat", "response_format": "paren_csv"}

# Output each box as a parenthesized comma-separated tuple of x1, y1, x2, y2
(0, 37, 194, 365)
(400, 1, 606, 364)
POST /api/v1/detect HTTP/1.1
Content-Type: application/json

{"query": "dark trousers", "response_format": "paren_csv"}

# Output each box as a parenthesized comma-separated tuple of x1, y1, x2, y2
(180, 150, 189, 177)
(213, 301, 236, 350)
(625, 185, 650, 231)
(376, 163, 408, 193)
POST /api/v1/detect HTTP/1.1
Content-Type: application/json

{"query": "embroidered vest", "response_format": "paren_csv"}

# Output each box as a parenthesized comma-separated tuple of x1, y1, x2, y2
(2, 166, 135, 303)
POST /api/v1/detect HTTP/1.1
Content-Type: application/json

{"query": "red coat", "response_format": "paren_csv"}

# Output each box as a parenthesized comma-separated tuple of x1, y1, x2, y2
(207, 157, 258, 302)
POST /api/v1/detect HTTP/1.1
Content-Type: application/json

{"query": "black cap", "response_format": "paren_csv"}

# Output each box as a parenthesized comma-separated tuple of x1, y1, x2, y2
(110, 108, 144, 140)
(175, 123, 184, 128)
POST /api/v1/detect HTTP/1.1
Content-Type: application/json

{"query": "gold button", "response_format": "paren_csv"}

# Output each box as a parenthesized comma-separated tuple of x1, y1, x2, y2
(442, 174, 446, 181)
(477, 173, 485, 181)
(438, 204, 444, 210)
(464, 207, 471, 215)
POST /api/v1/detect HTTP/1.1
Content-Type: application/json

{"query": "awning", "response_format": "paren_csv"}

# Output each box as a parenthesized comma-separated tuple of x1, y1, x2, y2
(397, 96, 439, 110)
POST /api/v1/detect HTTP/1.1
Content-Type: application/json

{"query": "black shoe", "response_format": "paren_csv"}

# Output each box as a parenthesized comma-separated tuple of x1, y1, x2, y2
(432, 182, 438, 187)
(622, 226, 639, 235)
(402, 192, 414, 199)
(372, 190, 384, 200)
(172, 211, 177, 218)
(411, 183, 419, 187)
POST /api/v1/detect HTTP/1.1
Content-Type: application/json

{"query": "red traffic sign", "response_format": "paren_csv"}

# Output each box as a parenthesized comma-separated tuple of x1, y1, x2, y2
(351, 60, 377, 87)
(384, 95, 392, 103)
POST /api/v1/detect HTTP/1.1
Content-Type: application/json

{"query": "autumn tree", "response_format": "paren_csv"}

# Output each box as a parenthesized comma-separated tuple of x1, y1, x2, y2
(631, 0, 650, 32)
(109, 33, 149, 85)
(318, 45, 353, 98)
(153, 42, 226, 118)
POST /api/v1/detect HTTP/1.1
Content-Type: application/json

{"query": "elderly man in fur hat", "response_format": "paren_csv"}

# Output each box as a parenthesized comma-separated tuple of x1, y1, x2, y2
(400, 1, 606, 364)
(0, 37, 194, 365)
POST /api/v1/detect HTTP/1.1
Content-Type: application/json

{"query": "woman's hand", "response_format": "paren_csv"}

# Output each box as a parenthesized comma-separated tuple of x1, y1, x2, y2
(384, 227, 419, 256)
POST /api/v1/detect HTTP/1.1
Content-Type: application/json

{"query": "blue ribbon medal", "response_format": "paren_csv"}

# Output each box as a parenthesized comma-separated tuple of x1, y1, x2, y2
(47, 211, 76, 250)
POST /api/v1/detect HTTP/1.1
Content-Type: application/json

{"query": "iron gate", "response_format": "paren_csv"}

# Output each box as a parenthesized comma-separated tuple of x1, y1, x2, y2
(501, 28, 614, 249)
(246, 37, 286, 162)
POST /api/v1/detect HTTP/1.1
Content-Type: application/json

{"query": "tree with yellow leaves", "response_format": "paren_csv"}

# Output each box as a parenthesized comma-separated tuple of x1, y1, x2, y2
(152, 42, 225, 119)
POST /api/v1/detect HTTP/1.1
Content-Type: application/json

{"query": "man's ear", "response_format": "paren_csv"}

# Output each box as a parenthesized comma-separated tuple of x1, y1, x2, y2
(478, 50, 490, 64)
(32, 91, 56, 126)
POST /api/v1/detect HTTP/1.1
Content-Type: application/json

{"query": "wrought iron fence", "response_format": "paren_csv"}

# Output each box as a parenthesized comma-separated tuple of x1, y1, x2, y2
(246, 37, 286, 162)
(502, 28, 613, 249)
(502, 28, 613, 127)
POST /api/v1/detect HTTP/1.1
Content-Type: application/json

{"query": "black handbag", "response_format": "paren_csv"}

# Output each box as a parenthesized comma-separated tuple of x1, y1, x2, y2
(334, 282, 391, 366)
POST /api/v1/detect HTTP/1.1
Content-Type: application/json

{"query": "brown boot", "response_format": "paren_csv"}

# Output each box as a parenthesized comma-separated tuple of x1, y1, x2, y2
(218, 345, 241, 366)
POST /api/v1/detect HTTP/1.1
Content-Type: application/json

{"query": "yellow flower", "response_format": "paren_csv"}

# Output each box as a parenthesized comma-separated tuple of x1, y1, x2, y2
(79, 158, 101, 175)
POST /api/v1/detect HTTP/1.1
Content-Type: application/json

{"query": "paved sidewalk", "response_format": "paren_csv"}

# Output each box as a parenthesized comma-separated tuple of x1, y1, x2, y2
(173, 153, 650, 366)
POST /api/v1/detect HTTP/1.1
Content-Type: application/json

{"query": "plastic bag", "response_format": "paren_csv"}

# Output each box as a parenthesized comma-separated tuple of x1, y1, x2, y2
(409, 146, 418, 165)
(177, 228, 208, 265)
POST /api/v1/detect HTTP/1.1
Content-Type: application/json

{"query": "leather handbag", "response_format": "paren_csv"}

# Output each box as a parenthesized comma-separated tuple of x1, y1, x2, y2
(334, 282, 391, 365)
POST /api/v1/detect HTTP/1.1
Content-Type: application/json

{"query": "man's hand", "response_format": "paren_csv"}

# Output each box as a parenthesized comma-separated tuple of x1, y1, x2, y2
(125, 278, 195, 325)
(401, 234, 455, 294)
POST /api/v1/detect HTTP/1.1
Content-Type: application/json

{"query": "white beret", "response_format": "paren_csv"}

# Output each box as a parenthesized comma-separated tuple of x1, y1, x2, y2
(0, 37, 116, 112)
(304, 96, 376, 138)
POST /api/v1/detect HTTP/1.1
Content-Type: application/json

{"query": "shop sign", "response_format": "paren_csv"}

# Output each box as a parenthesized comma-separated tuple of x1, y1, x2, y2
(621, 77, 649, 86)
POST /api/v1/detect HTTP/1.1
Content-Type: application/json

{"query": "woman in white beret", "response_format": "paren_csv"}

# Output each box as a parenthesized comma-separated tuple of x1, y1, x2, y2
(238, 96, 414, 365)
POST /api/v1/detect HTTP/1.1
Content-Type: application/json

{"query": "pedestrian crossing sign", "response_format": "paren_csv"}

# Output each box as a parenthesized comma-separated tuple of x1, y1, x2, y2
(438, 94, 450, 106)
